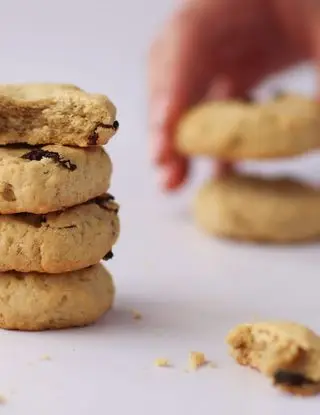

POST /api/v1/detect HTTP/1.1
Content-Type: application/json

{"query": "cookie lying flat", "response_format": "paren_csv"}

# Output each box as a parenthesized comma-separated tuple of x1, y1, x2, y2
(176, 94, 320, 160)
(194, 174, 320, 243)
(227, 321, 320, 396)
(0, 144, 112, 214)
(0, 194, 120, 273)
(0, 83, 118, 147)
(0, 263, 115, 331)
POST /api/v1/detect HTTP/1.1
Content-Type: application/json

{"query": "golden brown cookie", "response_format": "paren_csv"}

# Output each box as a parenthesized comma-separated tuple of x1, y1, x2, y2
(0, 194, 120, 273)
(226, 321, 320, 396)
(193, 174, 320, 243)
(0, 263, 115, 331)
(176, 94, 320, 160)
(0, 83, 118, 147)
(0, 144, 112, 214)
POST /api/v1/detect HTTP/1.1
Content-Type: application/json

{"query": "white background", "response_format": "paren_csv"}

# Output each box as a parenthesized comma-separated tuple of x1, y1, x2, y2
(0, 1, 319, 414)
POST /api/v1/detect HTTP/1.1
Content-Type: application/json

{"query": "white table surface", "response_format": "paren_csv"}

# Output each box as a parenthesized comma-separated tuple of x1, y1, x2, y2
(0, 1, 319, 414)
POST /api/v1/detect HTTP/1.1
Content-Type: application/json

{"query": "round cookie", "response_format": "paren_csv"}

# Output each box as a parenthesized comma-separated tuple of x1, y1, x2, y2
(0, 263, 115, 331)
(0, 144, 112, 214)
(194, 174, 320, 242)
(0, 83, 119, 147)
(0, 194, 120, 273)
(176, 94, 320, 160)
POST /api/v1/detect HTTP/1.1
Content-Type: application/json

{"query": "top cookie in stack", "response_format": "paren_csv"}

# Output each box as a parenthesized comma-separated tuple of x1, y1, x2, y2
(0, 83, 118, 147)
(175, 94, 320, 243)
(0, 83, 120, 331)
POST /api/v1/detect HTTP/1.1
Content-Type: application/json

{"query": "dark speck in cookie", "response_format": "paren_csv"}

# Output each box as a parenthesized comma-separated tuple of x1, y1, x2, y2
(103, 251, 114, 261)
(88, 194, 119, 213)
(87, 121, 119, 145)
(273, 370, 316, 387)
(21, 149, 77, 171)
(15, 213, 47, 228)
(94, 194, 115, 204)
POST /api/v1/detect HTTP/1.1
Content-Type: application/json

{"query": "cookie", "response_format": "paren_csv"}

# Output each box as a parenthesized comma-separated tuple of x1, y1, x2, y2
(0, 83, 119, 147)
(193, 174, 320, 243)
(226, 321, 320, 396)
(0, 194, 120, 273)
(176, 94, 320, 160)
(0, 144, 112, 214)
(0, 263, 115, 331)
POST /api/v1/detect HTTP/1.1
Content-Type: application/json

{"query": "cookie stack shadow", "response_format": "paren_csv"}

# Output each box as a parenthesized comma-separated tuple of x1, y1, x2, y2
(0, 83, 120, 330)
(176, 94, 320, 243)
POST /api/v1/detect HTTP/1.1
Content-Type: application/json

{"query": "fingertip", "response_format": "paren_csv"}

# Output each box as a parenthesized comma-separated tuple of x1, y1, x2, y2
(159, 157, 189, 191)
(150, 130, 174, 166)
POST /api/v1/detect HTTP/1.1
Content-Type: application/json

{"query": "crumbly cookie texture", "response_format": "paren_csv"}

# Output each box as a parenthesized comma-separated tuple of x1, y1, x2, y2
(176, 94, 320, 160)
(0, 83, 118, 147)
(226, 321, 320, 396)
(0, 263, 115, 331)
(188, 352, 207, 370)
(154, 358, 171, 368)
(194, 173, 320, 243)
(0, 144, 112, 214)
(0, 194, 120, 273)
(131, 309, 142, 320)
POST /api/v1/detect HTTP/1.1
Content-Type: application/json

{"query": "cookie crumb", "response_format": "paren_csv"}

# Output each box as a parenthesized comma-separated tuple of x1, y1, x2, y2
(154, 358, 171, 368)
(207, 361, 217, 368)
(188, 351, 207, 370)
(0, 395, 7, 404)
(40, 354, 51, 361)
(131, 309, 142, 320)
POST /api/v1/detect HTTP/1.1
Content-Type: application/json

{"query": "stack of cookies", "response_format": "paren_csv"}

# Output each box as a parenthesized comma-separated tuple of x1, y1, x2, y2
(176, 94, 320, 243)
(0, 83, 120, 330)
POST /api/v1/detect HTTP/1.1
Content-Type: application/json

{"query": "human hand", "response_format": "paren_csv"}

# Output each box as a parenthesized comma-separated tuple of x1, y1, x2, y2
(148, 0, 319, 191)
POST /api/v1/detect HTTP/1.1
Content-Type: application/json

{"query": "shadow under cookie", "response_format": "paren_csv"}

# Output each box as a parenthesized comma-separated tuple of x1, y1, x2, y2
(193, 173, 320, 243)
(0, 263, 115, 331)
(0, 194, 120, 273)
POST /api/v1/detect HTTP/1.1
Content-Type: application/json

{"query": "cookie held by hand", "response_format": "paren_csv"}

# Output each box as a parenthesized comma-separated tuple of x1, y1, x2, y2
(176, 94, 320, 160)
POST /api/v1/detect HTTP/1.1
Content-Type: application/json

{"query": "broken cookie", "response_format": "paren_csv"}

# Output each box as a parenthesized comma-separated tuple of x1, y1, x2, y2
(226, 321, 320, 396)
(0, 83, 118, 147)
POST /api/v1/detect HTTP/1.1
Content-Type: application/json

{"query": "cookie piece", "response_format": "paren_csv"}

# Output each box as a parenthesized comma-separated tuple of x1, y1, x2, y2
(176, 94, 320, 160)
(0, 263, 115, 331)
(0, 195, 120, 273)
(0, 144, 112, 214)
(193, 174, 320, 243)
(226, 321, 320, 396)
(0, 83, 118, 147)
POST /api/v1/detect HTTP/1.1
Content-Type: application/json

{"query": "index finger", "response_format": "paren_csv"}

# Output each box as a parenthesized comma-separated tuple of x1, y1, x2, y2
(147, 6, 216, 167)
